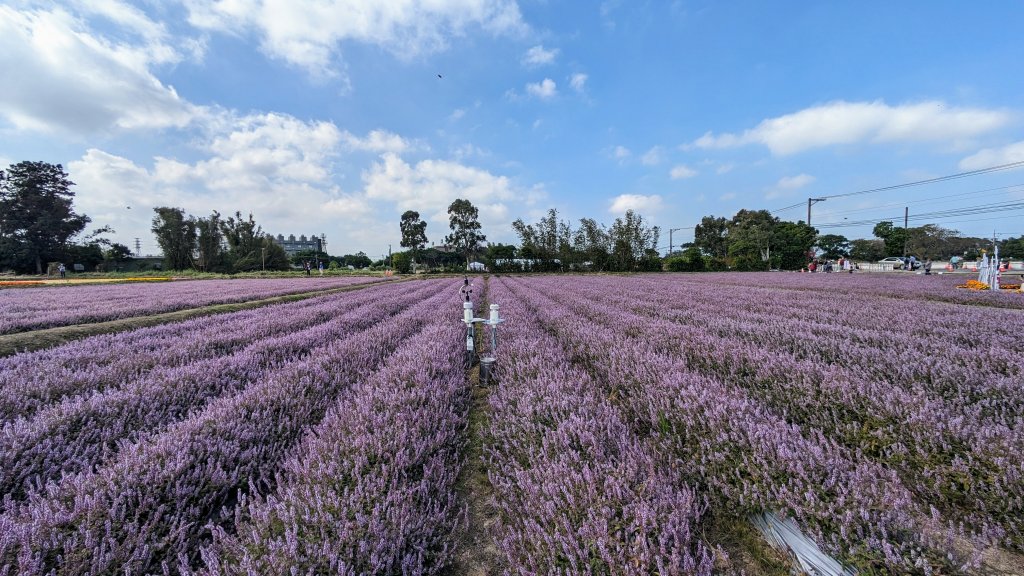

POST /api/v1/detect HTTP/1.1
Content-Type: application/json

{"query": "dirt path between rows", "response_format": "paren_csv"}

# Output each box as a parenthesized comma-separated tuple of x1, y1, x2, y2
(0, 280, 396, 357)
(447, 366, 503, 575)
(447, 278, 504, 575)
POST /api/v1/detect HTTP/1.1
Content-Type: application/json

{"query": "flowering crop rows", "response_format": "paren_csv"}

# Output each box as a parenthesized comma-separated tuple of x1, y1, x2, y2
(490, 274, 1024, 573)
(0, 281, 444, 509)
(199, 320, 468, 574)
(1, 272, 1020, 574)
(0, 276, 381, 334)
(0, 278, 466, 575)
(484, 279, 714, 574)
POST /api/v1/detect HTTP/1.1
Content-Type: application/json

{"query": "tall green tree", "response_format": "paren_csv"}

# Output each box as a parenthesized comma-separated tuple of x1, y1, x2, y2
(194, 211, 225, 272)
(609, 209, 660, 271)
(445, 199, 486, 268)
(151, 207, 196, 271)
(219, 212, 288, 271)
(512, 208, 569, 271)
(727, 209, 777, 270)
(573, 217, 611, 271)
(905, 224, 970, 259)
(0, 161, 91, 274)
(850, 238, 886, 262)
(815, 233, 851, 259)
(872, 221, 909, 257)
(399, 210, 428, 268)
(773, 221, 817, 270)
(693, 215, 729, 260)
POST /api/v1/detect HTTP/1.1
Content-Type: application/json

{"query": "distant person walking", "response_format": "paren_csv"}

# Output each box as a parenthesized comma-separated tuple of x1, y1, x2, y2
(304, 261, 311, 276)
(58, 263, 66, 279)
(924, 259, 932, 275)
(318, 261, 324, 276)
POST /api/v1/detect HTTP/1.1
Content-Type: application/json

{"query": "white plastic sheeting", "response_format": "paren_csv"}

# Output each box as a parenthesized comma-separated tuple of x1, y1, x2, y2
(751, 512, 857, 576)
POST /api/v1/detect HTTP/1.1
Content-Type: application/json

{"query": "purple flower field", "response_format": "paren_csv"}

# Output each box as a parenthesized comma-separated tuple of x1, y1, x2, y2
(488, 273, 1024, 573)
(0, 276, 382, 334)
(0, 272, 1021, 574)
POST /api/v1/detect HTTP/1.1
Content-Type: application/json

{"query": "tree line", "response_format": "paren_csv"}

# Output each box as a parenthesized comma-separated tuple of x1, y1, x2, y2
(3, 160, 1023, 275)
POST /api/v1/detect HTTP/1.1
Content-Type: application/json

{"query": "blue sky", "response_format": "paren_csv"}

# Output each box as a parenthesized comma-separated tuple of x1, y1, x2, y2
(2, 0, 1023, 258)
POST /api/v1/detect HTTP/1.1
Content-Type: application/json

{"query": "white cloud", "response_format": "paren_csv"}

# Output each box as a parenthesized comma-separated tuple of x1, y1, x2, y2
(609, 193, 662, 215)
(452, 143, 489, 160)
(67, 114, 360, 252)
(363, 152, 517, 214)
(183, 0, 527, 78)
(669, 164, 697, 179)
(449, 108, 466, 121)
(766, 173, 815, 199)
(569, 73, 588, 92)
(526, 78, 557, 99)
(0, 5, 200, 135)
(719, 192, 736, 201)
(613, 145, 631, 159)
(342, 129, 410, 154)
(361, 152, 535, 248)
(776, 173, 815, 190)
(959, 140, 1024, 170)
(641, 146, 663, 166)
(716, 163, 735, 175)
(691, 100, 1012, 156)
(522, 44, 557, 66)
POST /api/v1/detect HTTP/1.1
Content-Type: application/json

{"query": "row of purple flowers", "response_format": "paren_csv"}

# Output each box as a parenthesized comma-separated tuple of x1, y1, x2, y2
(0, 279, 464, 574)
(0, 276, 382, 334)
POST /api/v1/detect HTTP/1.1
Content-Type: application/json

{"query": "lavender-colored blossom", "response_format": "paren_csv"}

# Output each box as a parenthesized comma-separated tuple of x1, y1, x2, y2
(0, 276, 382, 334)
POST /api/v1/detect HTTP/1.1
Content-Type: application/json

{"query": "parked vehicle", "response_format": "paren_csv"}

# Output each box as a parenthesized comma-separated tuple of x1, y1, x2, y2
(878, 257, 904, 269)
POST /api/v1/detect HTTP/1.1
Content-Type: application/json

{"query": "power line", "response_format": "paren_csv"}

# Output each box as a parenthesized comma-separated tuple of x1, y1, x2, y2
(819, 183, 1024, 219)
(816, 199, 1024, 229)
(771, 201, 804, 214)
(820, 160, 1024, 200)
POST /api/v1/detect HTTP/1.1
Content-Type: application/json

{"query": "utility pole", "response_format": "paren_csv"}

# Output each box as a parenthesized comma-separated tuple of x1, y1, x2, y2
(807, 197, 826, 226)
(903, 206, 909, 258)
(668, 228, 683, 257)
(134, 238, 141, 257)
(388, 244, 392, 269)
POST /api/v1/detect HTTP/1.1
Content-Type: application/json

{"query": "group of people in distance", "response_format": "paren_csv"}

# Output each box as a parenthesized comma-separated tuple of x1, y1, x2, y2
(302, 260, 324, 276)
(805, 257, 856, 274)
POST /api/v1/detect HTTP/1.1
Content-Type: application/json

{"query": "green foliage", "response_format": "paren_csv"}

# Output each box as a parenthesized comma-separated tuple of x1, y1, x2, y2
(194, 211, 225, 272)
(391, 251, 412, 273)
(105, 243, 133, 261)
(872, 221, 909, 257)
(773, 221, 817, 270)
(445, 199, 486, 267)
(694, 215, 729, 259)
(665, 246, 706, 272)
(399, 211, 428, 264)
(1001, 235, 1024, 259)
(340, 252, 372, 269)
(609, 210, 660, 271)
(816, 234, 851, 259)
(512, 208, 572, 269)
(290, 249, 330, 267)
(704, 256, 728, 271)
(151, 207, 196, 271)
(850, 238, 886, 262)
(63, 243, 104, 272)
(0, 161, 91, 274)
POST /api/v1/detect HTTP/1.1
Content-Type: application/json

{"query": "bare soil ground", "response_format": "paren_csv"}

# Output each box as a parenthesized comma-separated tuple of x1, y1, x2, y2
(447, 365, 504, 575)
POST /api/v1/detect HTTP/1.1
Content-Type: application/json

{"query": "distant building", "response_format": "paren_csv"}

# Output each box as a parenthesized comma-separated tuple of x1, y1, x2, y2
(271, 233, 324, 256)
